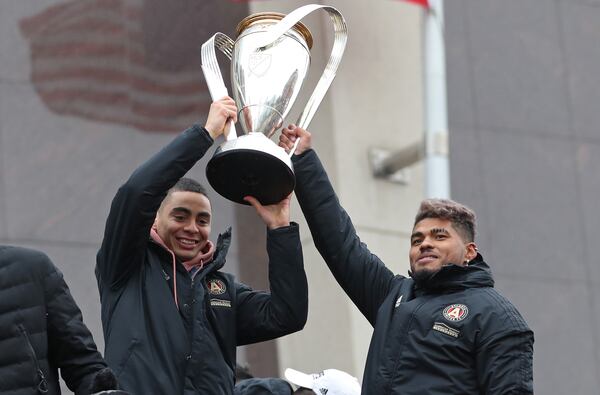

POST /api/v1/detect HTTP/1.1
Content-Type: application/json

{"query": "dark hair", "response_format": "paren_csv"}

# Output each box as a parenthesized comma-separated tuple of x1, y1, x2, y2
(166, 178, 209, 200)
(160, 178, 210, 211)
(414, 198, 476, 242)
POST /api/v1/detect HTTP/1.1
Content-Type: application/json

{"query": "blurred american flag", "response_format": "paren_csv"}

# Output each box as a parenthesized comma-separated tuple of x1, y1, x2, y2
(20, 0, 247, 133)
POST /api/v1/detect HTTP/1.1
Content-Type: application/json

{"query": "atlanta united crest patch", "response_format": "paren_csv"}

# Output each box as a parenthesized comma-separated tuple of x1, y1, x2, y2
(442, 304, 469, 322)
(207, 279, 226, 295)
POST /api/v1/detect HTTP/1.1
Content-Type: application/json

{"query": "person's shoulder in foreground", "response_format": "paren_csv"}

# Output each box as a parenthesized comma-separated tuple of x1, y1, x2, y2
(1, 244, 115, 394)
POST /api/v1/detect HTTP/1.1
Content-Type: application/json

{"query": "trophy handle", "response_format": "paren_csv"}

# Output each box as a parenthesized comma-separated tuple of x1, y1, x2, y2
(253, 4, 348, 157)
(201, 33, 238, 141)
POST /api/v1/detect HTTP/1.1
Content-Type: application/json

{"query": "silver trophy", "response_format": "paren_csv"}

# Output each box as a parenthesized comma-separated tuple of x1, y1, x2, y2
(201, 4, 347, 205)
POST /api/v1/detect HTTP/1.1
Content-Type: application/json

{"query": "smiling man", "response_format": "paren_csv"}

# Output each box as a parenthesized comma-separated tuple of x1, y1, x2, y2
(409, 207, 478, 282)
(95, 98, 308, 395)
(279, 125, 533, 395)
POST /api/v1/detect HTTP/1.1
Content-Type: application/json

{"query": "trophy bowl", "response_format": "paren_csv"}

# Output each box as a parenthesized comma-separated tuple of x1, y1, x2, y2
(206, 133, 295, 205)
(201, 4, 347, 205)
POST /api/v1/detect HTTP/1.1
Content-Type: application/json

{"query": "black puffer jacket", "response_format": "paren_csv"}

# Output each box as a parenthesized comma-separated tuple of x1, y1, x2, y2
(0, 245, 107, 395)
(293, 150, 534, 395)
(96, 126, 308, 395)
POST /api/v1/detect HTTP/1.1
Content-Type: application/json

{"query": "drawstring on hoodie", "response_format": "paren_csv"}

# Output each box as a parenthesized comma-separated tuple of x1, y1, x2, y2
(173, 256, 179, 308)
(169, 251, 204, 309)
(150, 228, 214, 310)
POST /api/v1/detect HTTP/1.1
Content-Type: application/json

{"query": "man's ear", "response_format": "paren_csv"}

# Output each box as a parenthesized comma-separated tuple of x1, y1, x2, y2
(152, 215, 159, 231)
(465, 242, 478, 262)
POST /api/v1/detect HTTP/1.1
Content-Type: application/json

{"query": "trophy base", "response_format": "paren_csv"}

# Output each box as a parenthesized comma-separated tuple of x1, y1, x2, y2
(206, 149, 295, 205)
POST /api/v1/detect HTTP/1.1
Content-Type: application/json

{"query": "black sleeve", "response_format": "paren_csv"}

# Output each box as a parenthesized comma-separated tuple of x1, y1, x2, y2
(235, 223, 308, 345)
(475, 294, 534, 394)
(293, 150, 396, 326)
(42, 256, 107, 394)
(96, 125, 214, 288)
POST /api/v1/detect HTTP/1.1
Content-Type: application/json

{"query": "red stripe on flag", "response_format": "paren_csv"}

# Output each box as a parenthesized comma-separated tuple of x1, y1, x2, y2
(19, 0, 248, 133)
(398, 0, 430, 9)
(33, 68, 206, 96)
(40, 89, 208, 118)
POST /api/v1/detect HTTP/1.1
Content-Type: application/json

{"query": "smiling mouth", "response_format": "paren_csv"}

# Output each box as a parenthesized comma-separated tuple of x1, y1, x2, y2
(176, 238, 199, 248)
(416, 255, 438, 265)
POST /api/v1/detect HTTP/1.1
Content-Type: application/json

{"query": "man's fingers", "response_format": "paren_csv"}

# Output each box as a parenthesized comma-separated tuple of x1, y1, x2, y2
(205, 97, 240, 139)
(243, 195, 261, 210)
(281, 193, 292, 205)
(223, 121, 232, 138)
(279, 134, 294, 148)
(220, 106, 237, 120)
(218, 96, 235, 105)
(281, 128, 297, 140)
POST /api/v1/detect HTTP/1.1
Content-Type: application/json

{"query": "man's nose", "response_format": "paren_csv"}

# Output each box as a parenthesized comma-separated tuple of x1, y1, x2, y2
(419, 237, 433, 250)
(184, 221, 199, 232)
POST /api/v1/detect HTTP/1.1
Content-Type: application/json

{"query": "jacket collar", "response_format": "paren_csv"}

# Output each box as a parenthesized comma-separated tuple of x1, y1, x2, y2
(149, 227, 232, 274)
(411, 253, 494, 295)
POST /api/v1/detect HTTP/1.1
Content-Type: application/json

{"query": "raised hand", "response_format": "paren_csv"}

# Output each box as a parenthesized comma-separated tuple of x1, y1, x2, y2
(278, 124, 312, 155)
(204, 96, 238, 140)
(243, 194, 291, 230)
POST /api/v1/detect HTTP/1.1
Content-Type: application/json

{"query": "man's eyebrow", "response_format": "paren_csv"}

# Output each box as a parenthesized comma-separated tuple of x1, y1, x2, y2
(431, 228, 449, 234)
(411, 231, 424, 240)
(171, 207, 191, 215)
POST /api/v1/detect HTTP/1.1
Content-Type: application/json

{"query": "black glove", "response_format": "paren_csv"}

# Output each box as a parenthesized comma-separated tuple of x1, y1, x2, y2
(89, 368, 122, 394)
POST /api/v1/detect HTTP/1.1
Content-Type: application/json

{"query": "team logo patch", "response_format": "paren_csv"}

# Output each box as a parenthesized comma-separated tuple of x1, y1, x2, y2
(432, 322, 460, 338)
(442, 304, 469, 322)
(210, 299, 231, 308)
(207, 279, 226, 295)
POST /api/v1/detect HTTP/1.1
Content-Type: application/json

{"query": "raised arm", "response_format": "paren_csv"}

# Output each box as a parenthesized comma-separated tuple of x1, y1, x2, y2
(280, 126, 396, 326)
(235, 223, 308, 345)
(96, 97, 237, 288)
(235, 195, 308, 344)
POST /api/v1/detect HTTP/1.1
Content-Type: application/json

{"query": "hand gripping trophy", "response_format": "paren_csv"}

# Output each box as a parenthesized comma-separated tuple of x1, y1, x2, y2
(201, 4, 347, 205)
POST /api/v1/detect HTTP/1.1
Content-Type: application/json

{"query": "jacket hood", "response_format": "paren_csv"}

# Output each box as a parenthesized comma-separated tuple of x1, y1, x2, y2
(208, 227, 232, 272)
(412, 253, 494, 294)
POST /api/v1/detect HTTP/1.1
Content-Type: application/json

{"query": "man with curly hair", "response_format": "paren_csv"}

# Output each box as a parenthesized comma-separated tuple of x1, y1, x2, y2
(279, 125, 534, 395)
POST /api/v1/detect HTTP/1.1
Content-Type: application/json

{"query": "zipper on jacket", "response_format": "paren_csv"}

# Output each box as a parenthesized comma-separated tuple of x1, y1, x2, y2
(18, 325, 49, 394)
(386, 301, 427, 395)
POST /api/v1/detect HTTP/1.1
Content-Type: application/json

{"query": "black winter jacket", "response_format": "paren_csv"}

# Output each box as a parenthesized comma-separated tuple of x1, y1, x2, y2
(96, 126, 308, 395)
(293, 150, 534, 395)
(234, 378, 292, 395)
(0, 246, 107, 395)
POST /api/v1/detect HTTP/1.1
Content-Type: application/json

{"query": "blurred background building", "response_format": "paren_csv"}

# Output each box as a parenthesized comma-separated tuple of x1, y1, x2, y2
(0, 0, 598, 394)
